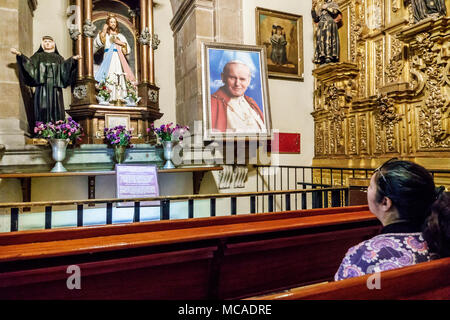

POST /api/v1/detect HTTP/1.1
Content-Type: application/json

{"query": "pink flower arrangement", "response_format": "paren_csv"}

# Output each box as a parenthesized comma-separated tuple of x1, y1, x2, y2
(147, 123, 189, 142)
(34, 118, 83, 143)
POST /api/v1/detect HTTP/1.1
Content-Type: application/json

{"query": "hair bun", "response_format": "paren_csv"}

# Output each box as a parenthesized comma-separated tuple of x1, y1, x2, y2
(435, 186, 445, 201)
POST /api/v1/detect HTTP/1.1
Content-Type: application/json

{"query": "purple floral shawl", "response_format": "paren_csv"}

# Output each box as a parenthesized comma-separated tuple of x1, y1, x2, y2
(334, 233, 430, 281)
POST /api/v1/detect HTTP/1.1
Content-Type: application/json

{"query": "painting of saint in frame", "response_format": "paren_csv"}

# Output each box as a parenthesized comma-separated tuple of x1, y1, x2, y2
(256, 7, 304, 81)
(201, 42, 272, 140)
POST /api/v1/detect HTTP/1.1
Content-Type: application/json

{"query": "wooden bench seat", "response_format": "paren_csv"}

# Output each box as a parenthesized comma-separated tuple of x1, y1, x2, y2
(0, 205, 380, 299)
(248, 257, 450, 300)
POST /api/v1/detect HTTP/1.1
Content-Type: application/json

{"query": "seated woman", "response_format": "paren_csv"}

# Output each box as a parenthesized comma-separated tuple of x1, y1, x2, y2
(335, 159, 449, 280)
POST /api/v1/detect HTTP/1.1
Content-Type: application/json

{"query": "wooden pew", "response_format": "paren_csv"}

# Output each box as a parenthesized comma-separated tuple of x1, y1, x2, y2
(248, 257, 450, 300)
(0, 205, 380, 299)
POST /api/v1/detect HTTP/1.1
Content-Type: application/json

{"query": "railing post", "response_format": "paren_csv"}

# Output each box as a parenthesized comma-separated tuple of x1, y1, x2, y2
(77, 204, 83, 227)
(160, 199, 170, 220)
(250, 196, 256, 214)
(210, 198, 216, 217)
(134, 202, 140, 222)
(10, 208, 18, 232)
(285, 194, 291, 211)
(268, 194, 274, 212)
(312, 189, 322, 208)
(231, 197, 237, 215)
(106, 202, 113, 224)
(188, 199, 194, 218)
(302, 185, 307, 210)
(45, 206, 52, 229)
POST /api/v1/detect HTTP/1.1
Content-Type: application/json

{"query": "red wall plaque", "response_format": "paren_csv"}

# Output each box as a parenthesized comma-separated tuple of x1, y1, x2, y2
(271, 132, 301, 154)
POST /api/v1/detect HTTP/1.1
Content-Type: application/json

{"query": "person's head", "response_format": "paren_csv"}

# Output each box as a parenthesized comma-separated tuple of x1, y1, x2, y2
(368, 158, 450, 258)
(106, 15, 119, 32)
(41, 36, 55, 53)
(276, 26, 283, 35)
(221, 61, 252, 98)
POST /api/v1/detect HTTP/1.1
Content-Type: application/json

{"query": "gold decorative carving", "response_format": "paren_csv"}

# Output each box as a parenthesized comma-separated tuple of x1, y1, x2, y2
(359, 114, 368, 153)
(375, 39, 385, 94)
(385, 36, 404, 84)
(374, 115, 384, 153)
(349, 116, 357, 154)
(391, 0, 400, 12)
(312, 2, 449, 168)
(315, 122, 324, 156)
(376, 94, 401, 152)
(312, 62, 358, 157)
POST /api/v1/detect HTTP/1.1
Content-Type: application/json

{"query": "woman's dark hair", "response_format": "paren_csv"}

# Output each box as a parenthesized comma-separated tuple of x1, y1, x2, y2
(374, 159, 450, 259)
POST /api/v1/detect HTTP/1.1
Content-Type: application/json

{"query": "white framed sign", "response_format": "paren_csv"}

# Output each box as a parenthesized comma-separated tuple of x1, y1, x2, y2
(116, 164, 159, 207)
(105, 113, 131, 130)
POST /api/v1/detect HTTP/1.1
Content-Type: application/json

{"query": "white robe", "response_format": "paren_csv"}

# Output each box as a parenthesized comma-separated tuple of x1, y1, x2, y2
(94, 32, 131, 101)
(226, 96, 265, 132)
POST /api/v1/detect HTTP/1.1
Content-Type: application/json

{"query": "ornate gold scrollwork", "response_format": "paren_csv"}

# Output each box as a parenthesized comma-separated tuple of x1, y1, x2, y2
(312, 1, 449, 167)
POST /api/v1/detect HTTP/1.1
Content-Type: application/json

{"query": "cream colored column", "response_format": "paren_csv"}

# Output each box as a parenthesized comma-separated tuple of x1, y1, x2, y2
(0, 0, 36, 148)
(170, 0, 243, 128)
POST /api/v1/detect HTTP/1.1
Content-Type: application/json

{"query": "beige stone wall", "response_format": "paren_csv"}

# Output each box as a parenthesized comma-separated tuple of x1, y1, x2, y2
(0, 0, 34, 148)
(171, 0, 244, 129)
(172, 0, 212, 128)
(171, 0, 315, 167)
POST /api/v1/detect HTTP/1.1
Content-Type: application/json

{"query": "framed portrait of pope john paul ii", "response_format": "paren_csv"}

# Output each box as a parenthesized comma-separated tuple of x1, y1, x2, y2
(201, 42, 272, 141)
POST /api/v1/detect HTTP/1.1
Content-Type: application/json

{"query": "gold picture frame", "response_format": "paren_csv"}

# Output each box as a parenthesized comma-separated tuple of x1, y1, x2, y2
(256, 7, 304, 81)
(105, 113, 131, 130)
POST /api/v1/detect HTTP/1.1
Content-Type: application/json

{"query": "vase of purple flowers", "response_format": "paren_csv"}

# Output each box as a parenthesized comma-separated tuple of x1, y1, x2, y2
(147, 123, 189, 169)
(104, 126, 133, 164)
(113, 145, 126, 164)
(34, 118, 83, 172)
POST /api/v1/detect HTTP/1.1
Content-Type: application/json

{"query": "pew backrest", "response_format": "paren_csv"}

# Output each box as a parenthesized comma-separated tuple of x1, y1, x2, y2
(0, 205, 381, 299)
(250, 257, 450, 300)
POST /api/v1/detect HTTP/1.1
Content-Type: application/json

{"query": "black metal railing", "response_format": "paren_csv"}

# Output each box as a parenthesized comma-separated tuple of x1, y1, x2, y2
(255, 165, 450, 211)
(1, 187, 349, 233)
(255, 165, 450, 190)
(255, 165, 369, 212)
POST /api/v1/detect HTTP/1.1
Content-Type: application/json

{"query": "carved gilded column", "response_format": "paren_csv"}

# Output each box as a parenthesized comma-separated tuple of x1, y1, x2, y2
(137, 0, 160, 113)
(148, 0, 155, 85)
(140, 0, 149, 84)
(75, 0, 84, 80)
(83, 0, 94, 79)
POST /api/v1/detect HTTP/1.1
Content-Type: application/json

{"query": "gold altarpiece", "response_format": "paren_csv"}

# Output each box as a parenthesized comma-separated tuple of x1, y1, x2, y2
(68, 0, 162, 144)
(312, 0, 450, 171)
